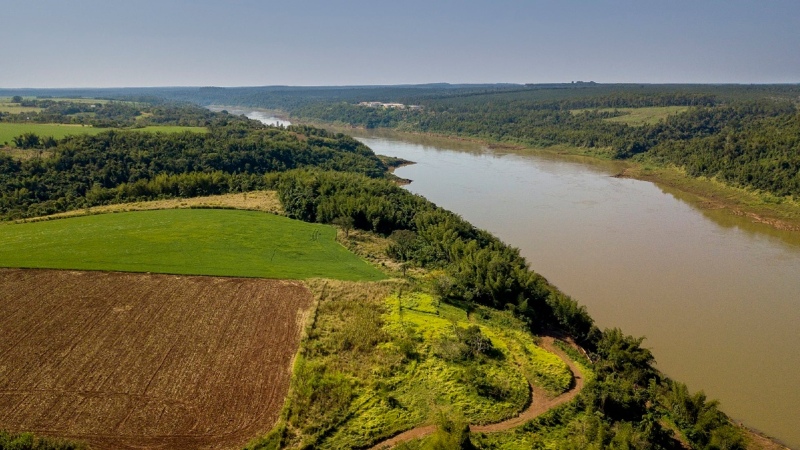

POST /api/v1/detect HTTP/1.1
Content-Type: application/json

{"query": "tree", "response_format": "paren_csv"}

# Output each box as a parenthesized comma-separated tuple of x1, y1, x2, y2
(332, 216, 354, 238)
(388, 230, 418, 276)
(13, 133, 41, 149)
(11, 95, 22, 103)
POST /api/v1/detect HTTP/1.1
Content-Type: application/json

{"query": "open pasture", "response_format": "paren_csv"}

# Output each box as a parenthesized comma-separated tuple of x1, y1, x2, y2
(0, 208, 385, 281)
(0, 102, 42, 113)
(0, 268, 313, 449)
(0, 123, 207, 146)
(570, 106, 690, 125)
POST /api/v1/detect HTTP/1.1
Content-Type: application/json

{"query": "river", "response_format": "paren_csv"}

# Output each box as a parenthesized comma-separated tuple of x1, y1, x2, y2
(251, 115, 800, 447)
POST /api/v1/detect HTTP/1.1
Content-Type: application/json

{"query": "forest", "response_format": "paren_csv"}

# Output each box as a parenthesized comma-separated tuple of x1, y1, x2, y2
(267, 168, 745, 449)
(72, 82, 797, 201)
(0, 104, 385, 219)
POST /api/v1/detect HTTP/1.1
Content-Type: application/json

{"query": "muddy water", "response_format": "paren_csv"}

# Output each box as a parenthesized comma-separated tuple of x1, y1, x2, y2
(354, 132, 800, 448)
(240, 113, 799, 446)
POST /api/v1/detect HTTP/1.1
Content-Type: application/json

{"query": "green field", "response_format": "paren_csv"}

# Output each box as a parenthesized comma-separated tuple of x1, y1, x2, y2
(0, 123, 207, 145)
(571, 106, 690, 125)
(0, 103, 42, 113)
(0, 209, 385, 281)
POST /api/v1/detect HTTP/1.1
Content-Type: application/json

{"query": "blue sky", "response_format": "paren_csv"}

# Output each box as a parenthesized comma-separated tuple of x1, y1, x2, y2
(1, 0, 797, 87)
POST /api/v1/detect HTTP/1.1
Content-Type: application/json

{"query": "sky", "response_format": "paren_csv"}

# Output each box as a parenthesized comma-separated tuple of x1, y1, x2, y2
(1, 0, 798, 88)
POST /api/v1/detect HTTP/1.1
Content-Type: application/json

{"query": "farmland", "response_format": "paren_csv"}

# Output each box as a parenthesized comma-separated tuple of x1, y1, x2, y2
(0, 269, 314, 450)
(0, 123, 207, 145)
(0, 208, 385, 281)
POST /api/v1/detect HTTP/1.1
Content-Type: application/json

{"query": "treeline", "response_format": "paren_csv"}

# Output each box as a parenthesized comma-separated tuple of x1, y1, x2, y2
(273, 169, 600, 344)
(484, 330, 743, 449)
(252, 85, 800, 200)
(643, 104, 800, 197)
(0, 430, 86, 450)
(0, 100, 227, 129)
(0, 123, 386, 220)
(271, 169, 744, 448)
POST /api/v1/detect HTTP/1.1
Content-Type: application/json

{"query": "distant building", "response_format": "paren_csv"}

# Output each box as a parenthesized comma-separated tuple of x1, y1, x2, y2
(357, 101, 423, 110)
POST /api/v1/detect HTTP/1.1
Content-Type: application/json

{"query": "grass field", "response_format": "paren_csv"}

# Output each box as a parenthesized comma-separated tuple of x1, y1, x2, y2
(19, 190, 283, 221)
(0, 123, 207, 146)
(0, 103, 42, 113)
(0, 269, 312, 450)
(0, 209, 385, 281)
(570, 106, 690, 126)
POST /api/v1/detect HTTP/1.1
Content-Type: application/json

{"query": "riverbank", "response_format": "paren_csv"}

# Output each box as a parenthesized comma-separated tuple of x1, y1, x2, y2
(221, 110, 800, 448)
(301, 120, 800, 234)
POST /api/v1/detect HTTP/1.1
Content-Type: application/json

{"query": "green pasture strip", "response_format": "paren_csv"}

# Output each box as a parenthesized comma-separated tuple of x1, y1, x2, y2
(0, 209, 385, 281)
(0, 103, 43, 113)
(570, 106, 690, 125)
(0, 123, 207, 145)
(135, 125, 208, 134)
(603, 106, 689, 125)
(0, 123, 104, 144)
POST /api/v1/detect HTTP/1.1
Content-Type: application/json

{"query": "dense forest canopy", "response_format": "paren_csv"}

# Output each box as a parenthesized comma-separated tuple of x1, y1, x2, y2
(0, 103, 386, 219)
(16, 83, 791, 200)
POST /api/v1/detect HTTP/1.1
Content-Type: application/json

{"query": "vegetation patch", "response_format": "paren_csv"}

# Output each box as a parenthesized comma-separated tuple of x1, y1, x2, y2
(0, 208, 385, 280)
(0, 123, 106, 144)
(274, 278, 572, 449)
(0, 123, 206, 146)
(18, 190, 283, 222)
(570, 106, 690, 125)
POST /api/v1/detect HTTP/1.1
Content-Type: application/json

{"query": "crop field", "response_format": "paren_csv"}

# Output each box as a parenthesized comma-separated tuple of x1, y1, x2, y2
(0, 209, 385, 281)
(0, 268, 314, 449)
(0, 123, 207, 145)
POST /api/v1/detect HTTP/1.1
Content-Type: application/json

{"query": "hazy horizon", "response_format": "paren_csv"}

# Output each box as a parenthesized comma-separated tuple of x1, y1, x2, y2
(2, 0, 798, 88)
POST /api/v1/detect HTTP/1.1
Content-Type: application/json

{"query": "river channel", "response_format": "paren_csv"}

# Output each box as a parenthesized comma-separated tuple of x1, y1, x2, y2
(251, 114, 800, 447)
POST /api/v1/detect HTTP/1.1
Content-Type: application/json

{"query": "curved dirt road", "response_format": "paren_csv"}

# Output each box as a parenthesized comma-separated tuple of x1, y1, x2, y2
(369, 336, 585, 449)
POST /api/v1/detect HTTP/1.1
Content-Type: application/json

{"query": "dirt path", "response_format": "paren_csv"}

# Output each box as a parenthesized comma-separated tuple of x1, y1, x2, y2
(369, 336, 586, 449)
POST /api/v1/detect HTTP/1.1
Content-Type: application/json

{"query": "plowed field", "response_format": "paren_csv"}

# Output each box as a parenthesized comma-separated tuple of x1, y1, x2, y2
(0, 269, 313, 449)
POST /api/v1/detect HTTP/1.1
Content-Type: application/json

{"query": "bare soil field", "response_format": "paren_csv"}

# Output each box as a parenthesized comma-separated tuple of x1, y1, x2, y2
(0, 269, 313, 449)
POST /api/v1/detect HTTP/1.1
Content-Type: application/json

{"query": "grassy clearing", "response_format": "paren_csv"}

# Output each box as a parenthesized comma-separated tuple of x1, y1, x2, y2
(0, 123, 207, 146)
(18, 190, 283, 222)
(0, 102, 42, 113)
(570, 106, 690, 126)
(0, 208, 385, 281)
(276, 276, 574, 449)
(134, 125, 209, 134)
(0, 123, 105, 144)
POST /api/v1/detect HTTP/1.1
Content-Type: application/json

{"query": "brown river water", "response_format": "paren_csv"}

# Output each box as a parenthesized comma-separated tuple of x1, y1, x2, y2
(247, 113, 800, 447)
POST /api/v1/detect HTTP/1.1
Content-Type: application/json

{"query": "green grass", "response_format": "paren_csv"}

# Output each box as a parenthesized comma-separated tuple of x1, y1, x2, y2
(0, 123, 207, 146)
(134, 125, 208, 134)
(571, 106, 690, 126)
(0, 209, 385, 281)
(0, 102, 43, 113)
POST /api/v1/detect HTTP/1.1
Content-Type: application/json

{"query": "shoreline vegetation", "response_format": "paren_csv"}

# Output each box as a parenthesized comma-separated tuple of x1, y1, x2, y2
(301, 120, 800, 234)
